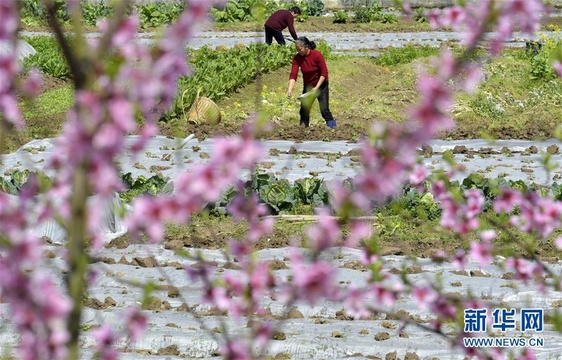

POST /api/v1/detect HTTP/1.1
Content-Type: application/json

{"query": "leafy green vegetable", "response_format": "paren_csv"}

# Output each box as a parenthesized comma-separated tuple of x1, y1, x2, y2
(0, 170, 52, 195)
(10, 170, 31, 190)
(259, 179, 296, 213)
(0, 177, 18, 195)
(295, 178, 320, 204)
(210, 186, 239, 216)
(119, 173, 169, 203)
(552, 183, 562, 201)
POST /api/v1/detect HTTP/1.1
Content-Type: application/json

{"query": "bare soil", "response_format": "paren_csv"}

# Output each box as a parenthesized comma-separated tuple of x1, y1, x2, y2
(177, 109, 557, 142)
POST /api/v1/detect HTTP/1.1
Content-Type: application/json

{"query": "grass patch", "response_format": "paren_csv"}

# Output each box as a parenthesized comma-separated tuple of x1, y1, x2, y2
(453, 51, 562, 139)
(3, 74, 72, 152)
(373, 44, 439, 66)
(22, 86, 74, 118)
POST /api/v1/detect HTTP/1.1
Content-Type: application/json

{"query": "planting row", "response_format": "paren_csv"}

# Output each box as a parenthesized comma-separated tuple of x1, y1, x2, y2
(3, 169, 562, 217)
(19, 0, 418, 28)
(20, 0, 185, 29)
(211, 0, 406, 24)
(19, 0, 326, 28)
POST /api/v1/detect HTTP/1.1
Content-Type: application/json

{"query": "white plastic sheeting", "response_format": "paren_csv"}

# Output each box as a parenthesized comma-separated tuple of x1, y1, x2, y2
(2, 192, 128, 245)
(0, 39, 37, 61)
(1, 246, 561, 359)
(2, 136, 561, 185)
(19, 30, 560, 51)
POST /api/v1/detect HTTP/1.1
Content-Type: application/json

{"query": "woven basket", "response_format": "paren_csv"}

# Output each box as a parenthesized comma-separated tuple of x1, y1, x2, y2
(183, 90, 221, 125)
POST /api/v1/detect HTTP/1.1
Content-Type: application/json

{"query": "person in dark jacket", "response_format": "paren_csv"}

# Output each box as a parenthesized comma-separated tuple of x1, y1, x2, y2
(286, 37, 336, 129)
(264, 7, 301, 46)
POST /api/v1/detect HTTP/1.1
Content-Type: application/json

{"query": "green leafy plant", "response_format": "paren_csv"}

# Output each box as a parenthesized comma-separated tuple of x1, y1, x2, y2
(81, 1, 114, 26)
(0, 176, 19, 195)
(352, 6, 372, 23)
(311, 180, 329, 208)
(212, 1, 250, 22)
(119, 173, 169, 203)
(211, 0, 278, 23)
(41, 57, 71, 79)
(259, 179, 297, 213)
(552, 183, 562, 201)
(10, 170, 31, 190)
(20, 0, 69, 24)
(469, 91, 507, 120)
(413, 7, 428, 23)
(352, 2, 397, 24)
(52, 0, 70, 22)
(333, 11, 348, 24)
(137, 2, 185, 29)
(21, 0, 186, 29)
(20, 0, 44, 18)
(294, 177, 323, 204)
(245, 174, 327, 214)
(0, 170, 52, 195)
(396, 187, 442, 220)
(461, 173, 503, 211)
(303, 0, 325, 17)
(528, 32, 562, 81)
(373, 12, 398, 24)
(210, 186, 239, 215)
(20, 0, 45, 27)
(23, 36, 71, 79)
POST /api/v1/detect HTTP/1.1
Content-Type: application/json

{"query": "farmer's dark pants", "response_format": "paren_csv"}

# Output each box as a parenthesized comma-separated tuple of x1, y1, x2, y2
(264, 25, 285, 45)
(300, 82, 334, 127)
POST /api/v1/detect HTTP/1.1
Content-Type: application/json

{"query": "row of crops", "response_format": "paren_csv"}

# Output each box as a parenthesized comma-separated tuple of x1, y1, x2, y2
(19, 0, 413, 28)
(169, 41, 329, 120)
(3, 169, 562, 217)
(19, 0, 327, 28)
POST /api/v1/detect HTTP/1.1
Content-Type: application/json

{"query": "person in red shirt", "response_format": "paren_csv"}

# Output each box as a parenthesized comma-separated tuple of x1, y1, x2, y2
(264, 7, 301, 46)
(286, 37, 336, 128)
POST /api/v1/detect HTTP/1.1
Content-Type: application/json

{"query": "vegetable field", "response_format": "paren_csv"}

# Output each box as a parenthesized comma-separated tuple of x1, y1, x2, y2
(3, 2, 562, 360)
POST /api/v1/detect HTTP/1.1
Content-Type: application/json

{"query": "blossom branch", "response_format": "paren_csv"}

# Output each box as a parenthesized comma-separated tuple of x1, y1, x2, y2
(95, 0, 132, 62)
(44, 0, 89, 90)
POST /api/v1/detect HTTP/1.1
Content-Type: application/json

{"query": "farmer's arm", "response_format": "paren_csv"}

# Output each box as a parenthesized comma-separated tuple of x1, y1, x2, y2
(313, 53, 329, 90)
(287, 15, 298, 40)
(314, 76, 326, 91)
(287, 79, 296, 98)
(287, 57, 299, 98)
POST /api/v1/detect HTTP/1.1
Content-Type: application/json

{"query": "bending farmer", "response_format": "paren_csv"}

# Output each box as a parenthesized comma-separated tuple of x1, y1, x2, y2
(286, 37, 336, 128)
(264, 6, 301, 45)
